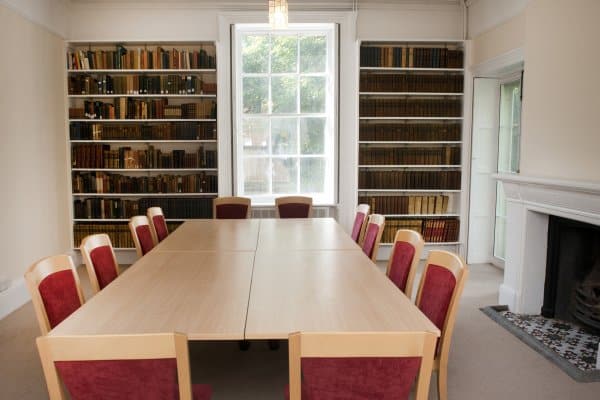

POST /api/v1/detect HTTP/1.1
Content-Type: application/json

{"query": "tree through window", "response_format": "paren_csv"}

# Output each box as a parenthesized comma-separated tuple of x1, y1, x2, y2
(233, 24, 337, 205)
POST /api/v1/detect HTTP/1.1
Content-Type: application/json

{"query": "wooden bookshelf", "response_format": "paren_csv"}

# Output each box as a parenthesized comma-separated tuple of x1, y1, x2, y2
(357, 41, 465, 251)
(67, 41, 218, 250)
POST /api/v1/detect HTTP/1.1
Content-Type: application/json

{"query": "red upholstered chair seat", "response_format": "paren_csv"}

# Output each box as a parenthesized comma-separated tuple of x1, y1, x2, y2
(418, 264, 457, 331)
(89, 245, 118, 290)
(152, 215, 169, 242)
(361, 223, 379, 258)
(55, 358, 212, 400)
(38, 270, 82, 329)
(136, 225, 155, 255)
(351, 212, 366, 242)
(285, 357, 421, 400)
(278, 203, 311, 218)
(215, 204, 249, 219)
(387, 241, 416, 292)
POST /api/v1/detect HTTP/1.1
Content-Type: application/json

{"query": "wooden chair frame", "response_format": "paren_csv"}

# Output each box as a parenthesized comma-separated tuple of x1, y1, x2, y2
(275, 196, 313, 218)
(363, 213, 385, 261)
(212, 196, 251, 219)
(386, 229, 425, 298)
(414, 250, 468, 400)
(36, 333, 193, 400)
(288, 331, 437, 400)
(129, 215, 157, 258)
(147, 206, 168, 243)
(80, 233, 120, 295)
(353, 203, 370, 245)
(24, 255, 85, 335)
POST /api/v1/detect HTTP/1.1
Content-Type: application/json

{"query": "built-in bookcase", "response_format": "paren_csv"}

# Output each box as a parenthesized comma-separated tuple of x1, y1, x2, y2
(357, 41, 465, 254)
(66, 41, 218, 250)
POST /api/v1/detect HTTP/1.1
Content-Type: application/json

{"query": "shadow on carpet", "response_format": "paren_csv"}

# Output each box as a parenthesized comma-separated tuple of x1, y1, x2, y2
(481, 305, 600, 382)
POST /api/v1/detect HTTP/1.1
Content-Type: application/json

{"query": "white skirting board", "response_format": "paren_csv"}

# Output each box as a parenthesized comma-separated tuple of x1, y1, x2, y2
(0, 278, 30, 320)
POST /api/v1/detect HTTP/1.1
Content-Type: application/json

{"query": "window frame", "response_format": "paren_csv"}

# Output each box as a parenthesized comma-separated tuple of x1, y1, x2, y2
(231, 23, 339, 206)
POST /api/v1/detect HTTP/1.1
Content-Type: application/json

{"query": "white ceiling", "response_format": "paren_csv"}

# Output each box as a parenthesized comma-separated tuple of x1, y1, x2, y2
(67, 0, 463, 9)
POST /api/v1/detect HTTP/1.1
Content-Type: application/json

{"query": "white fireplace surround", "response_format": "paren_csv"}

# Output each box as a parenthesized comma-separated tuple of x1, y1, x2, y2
(494, 174, 600, 314)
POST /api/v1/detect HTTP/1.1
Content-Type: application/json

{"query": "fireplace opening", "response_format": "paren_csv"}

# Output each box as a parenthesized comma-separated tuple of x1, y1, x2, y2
(542, 216, 600, 333)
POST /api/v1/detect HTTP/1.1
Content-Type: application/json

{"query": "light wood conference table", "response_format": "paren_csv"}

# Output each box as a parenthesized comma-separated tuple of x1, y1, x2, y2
(50, 218, 439, 340)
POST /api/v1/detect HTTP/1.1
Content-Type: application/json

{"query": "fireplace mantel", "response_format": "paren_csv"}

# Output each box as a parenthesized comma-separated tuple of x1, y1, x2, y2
(493, 174, 600, 313)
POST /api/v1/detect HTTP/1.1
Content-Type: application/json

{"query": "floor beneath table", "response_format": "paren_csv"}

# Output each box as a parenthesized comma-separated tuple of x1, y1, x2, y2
(2, 262, 600, 399)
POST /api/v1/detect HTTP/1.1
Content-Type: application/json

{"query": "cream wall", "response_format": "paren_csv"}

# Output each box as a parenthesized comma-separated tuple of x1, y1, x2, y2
(470, 0, 600, 183)
(0, 5, 69, 283)
(471, 11, 525, 66)
(520, 0, 600, 181)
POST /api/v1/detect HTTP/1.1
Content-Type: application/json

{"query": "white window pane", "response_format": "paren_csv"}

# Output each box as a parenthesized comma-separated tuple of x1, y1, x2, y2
(271, 76, 297, 113)
(300, 117, 325, 155)
(244, 157, 270, 194)
(300, 158, 325, 193)
(272, 118, 297, 155)
(242, 35, 269, 73)
(243, 77, 269, 114)
(271, 35, 298, 73)
(300, 35, 326, 73)
(272, 157, 298, 193)
(300, 76, 325, 113)
(242, 118, 269, 155)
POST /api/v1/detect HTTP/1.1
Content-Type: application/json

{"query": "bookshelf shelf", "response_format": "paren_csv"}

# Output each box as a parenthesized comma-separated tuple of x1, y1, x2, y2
(358, 165, 461, 169)
(359, 117, 463, 120)
(67, 69, 217, 74)
(72, 168, 217, 172)
(72, 193, 217, 197)
(70, 140, 217, 144)
(360, 67, 464, 72)
(383, 214, 459, 218)
(69, 119, 216, 122)
(359, 141, 462, 145)
(359, 92, 463, 97)
(68, 94, 216, 98)
(358, 41, 465, 249)
(68, 41, 219, 251)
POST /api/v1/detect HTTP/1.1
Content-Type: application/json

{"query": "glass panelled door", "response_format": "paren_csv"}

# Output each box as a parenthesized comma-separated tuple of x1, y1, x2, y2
(494, 78, 522, 260)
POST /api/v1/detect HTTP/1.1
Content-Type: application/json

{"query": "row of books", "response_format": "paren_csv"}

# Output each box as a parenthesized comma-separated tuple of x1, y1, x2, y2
(73, 222, 182, 248)
(72, 172, 218, 194)
(358, 195, 450, 215)
(359, 98, 462, 117)
(71, 145, 217, 169)
(360, 46, 463, 69)
(68, 75, 216, 95)
(74, 197, 215, 220)
(67, 46, 216, 70)
(69, 99, 217, 120)
(359, 170, 461, 190)
(360, 74, 463, 93)
(360, 122, 461, 142)
(69, 121, 217, 141)
(381, 218, 460, 243)
(359, 147, 461, 166)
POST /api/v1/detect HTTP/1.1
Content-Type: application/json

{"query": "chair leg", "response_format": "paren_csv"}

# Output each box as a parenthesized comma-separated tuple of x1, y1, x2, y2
(437, 366, 447, 400)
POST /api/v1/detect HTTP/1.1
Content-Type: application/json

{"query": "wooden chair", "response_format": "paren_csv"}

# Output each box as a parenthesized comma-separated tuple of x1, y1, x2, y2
(414, 250, 468, 400)
(386, 229, 425, 298)
(213, 196, 251, 219)
(350, 203, 370, 244)
(24, 255, 85, 335)
(275, 196, 313, 218)
(129, 215, 156, 257)
(361, 214, 385, 261)
(80, 233, 120, 295)
(36, 333, 212, 400)
(147, 206, 169, 243)
(287, 331, 437, 400)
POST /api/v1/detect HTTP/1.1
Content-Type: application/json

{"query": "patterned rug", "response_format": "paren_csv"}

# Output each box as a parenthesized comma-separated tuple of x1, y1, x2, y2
(481, 305, 600, 382)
